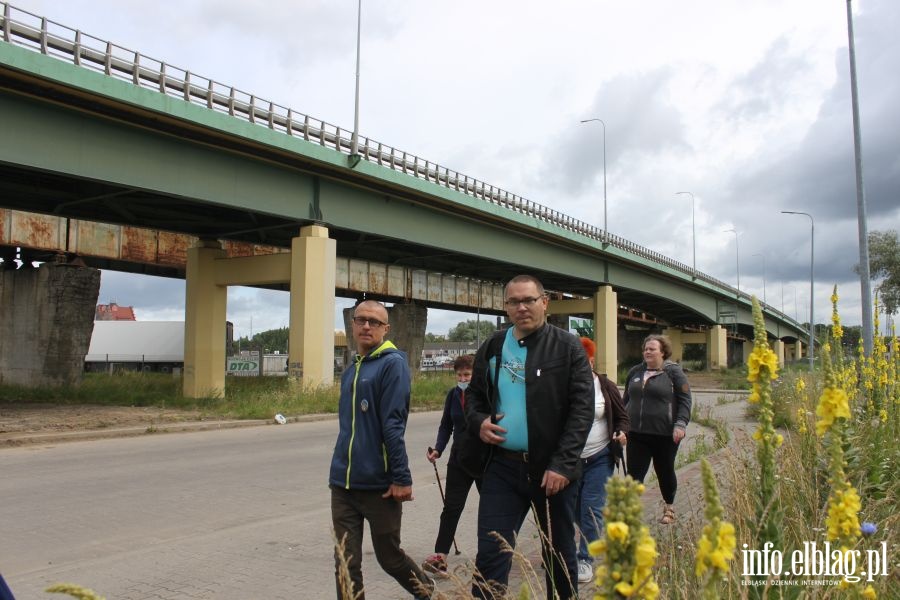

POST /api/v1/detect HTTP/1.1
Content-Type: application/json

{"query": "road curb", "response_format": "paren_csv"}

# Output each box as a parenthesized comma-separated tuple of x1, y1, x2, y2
(0, 413, 339, 447)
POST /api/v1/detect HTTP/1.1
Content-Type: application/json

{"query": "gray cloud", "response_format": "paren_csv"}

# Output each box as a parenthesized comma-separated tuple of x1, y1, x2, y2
(540, 67, 688, 197)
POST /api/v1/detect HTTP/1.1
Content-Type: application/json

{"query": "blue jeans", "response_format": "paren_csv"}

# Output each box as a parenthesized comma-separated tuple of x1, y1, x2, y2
(575, 446, 614, 563)
(471, 454, 579, 600)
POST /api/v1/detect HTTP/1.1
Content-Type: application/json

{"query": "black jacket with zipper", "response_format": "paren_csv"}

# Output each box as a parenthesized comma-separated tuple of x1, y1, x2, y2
(622, 360, 692, 436)
(462, 324, 594, 482)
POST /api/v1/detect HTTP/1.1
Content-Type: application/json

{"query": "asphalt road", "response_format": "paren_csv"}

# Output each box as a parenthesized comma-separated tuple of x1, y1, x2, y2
(0, 411, 484, 600)
(1, 390, 745, 599)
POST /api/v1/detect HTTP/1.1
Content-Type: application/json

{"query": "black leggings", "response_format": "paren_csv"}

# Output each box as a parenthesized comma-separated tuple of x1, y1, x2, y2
(626, 431, 680, 504)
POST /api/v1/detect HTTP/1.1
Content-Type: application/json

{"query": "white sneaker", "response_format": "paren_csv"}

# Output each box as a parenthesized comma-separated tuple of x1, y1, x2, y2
(577, 560, 594, 584)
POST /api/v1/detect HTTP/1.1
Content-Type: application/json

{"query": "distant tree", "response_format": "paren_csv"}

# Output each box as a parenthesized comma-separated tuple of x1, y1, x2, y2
(425, 332, 447, 343)
(233, 327, 289, 354)
(448, 319, 496, 342)
(840, 325, 862, 351)
(858, 230, 900, 315)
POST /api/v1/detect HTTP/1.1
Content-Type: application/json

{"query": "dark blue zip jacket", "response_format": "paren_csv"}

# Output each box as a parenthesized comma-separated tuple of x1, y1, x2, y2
(329, 341, 412, 490)
(433, 386, 467, 464)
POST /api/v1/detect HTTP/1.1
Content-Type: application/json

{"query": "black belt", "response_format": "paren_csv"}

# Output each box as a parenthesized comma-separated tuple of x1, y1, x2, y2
(581, 446, 611, 467)
(495, 447, 529, 462)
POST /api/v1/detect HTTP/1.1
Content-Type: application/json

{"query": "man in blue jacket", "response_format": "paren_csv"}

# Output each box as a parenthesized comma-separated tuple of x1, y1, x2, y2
(329, 300, 433, 599)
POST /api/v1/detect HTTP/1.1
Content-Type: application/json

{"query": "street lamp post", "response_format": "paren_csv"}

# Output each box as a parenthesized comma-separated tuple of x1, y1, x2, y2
(724, 228, 740, 293)
(846, 0, 874, 356)
(782, 211, 815, 370)
(676, 192, 696, 273)
(752, 252, 767, 305)
(350, 0, 362, 159)
(580, 118, 607, 239)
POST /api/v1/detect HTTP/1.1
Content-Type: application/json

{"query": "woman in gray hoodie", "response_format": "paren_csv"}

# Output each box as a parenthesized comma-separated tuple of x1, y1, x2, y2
(622, 334, 692, 525)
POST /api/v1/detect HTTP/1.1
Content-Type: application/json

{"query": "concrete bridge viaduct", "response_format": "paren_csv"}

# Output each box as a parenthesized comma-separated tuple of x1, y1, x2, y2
(0, 3, 807, 395)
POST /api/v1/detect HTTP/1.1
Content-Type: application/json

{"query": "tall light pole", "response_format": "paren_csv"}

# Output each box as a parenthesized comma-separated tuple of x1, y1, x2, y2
(676, 192, 696, 273)
(724, 228, 740, 293)
(782, 210, 815, 369)
(846, 0, 874, 356)
(350, 0, 362, 160)
(580, 118, 607, 239)
(752, 252, 767, 305)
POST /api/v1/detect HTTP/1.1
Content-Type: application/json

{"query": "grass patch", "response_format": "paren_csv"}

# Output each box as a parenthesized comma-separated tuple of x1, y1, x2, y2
(691, 405, 731, 448)
(0, 371, 457, 420)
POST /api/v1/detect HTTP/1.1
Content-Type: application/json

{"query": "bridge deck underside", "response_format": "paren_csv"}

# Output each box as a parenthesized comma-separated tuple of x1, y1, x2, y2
(0, 54, 802, 337)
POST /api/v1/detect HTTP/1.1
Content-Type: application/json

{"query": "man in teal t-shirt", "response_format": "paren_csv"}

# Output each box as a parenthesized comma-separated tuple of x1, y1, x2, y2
(464, 275, 594, 600)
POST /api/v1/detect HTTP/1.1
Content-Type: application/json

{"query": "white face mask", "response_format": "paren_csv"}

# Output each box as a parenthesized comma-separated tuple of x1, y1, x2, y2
(457, 381, 470, 391)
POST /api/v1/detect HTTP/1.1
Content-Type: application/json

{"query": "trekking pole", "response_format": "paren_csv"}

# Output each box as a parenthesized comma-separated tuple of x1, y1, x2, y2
(428, 447, 461, 555)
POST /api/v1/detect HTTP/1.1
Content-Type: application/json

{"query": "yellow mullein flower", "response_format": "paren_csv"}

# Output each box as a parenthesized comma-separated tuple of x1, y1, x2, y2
(826, 487, 861, 540)
(614, 581, 635, 596)
(588, 538, 607, 556)
(797, 408, 808, 434)
(816, 387, 850, 436)
(862, 585, 877, 599)
(696, 459, 736, 597)
(595, 477, 659, 600)
(635, 536, 657, 568)
(607, 521, 629, 542)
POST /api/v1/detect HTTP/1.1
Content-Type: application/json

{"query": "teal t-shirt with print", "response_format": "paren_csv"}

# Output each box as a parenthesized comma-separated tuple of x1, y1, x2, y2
(492, 327, 528, 451)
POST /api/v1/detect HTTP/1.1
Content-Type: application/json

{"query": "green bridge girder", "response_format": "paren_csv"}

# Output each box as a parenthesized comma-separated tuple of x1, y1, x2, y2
(0, 38, 805, 341)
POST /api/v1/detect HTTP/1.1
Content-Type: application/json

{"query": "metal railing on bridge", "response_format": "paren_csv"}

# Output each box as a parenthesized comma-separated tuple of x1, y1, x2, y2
(0, 2, 796, 326)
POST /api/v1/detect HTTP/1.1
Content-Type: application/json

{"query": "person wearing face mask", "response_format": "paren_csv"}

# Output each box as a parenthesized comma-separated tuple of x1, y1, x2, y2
(422, 354, 480, 577)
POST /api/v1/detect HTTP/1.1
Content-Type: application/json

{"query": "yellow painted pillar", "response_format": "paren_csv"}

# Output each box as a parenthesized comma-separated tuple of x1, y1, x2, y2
(743, 340, 754, 366)
(773, 340, 786, 367)
(184, 239, 227, 398)
(593, 285, 618, 382)
(707, 325, 727, 370)
(288, 225, 337, 388)
(662, 327, 684, 363)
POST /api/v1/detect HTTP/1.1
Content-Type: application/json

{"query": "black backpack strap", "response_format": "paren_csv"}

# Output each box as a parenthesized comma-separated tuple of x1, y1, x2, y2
(489, 333, 504, 422)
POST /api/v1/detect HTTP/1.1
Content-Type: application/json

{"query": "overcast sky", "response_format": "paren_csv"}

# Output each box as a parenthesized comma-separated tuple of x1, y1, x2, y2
(12, 0, 899, 337)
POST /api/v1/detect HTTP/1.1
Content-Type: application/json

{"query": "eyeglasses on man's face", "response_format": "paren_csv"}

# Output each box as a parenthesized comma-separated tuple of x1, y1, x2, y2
(352, 316, 387, 328)
(504, 296, 545, 308)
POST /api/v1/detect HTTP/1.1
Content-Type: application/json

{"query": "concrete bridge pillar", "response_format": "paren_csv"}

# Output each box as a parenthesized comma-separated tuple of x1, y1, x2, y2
(707, 325, 727, 370)
(662, 327, 684, 363)
(0, 262, 99, 387)
(183, 240, 227, 398)
(795, 340, 804, 361)
(743, 340, 754, 367)
(593, 285, 618, 381)
(387, 302, 427, 373)
(773, 339, 786, 367)
(288, 225, 336, 387)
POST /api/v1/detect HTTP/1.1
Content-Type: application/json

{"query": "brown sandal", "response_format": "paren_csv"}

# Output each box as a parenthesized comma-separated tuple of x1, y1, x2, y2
(659, 506, 676, 525)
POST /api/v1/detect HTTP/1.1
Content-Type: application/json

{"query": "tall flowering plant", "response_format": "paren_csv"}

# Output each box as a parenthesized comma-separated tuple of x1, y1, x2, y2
(589, 476, 659, 599)
(695, 458, 736, 599)
(817, 344, 869, 595)
(746, 297, 782, 548)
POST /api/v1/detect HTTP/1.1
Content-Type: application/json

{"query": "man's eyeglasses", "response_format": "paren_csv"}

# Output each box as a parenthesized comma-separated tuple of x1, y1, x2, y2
(352, 316, 388, 328)
(504, 296, 545, 308)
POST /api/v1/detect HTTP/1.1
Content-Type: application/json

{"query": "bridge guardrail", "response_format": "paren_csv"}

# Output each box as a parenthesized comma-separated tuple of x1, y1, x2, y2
(1, 2, 799, 327)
